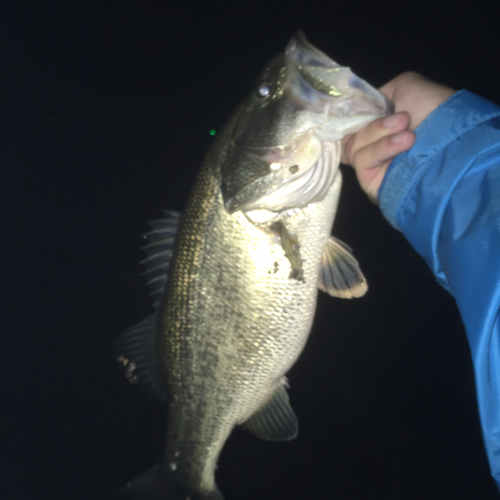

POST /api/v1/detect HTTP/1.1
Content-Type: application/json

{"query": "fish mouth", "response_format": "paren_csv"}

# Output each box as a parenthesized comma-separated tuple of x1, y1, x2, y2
(285, 31, 393, 136)
(225, 134, 340, 213)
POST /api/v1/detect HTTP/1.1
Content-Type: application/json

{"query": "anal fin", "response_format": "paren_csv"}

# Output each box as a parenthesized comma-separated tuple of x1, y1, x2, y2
(243, 379, 298, 441)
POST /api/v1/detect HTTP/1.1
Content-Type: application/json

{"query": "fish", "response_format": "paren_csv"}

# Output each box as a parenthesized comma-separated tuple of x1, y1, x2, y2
(115, 30, 393, 500)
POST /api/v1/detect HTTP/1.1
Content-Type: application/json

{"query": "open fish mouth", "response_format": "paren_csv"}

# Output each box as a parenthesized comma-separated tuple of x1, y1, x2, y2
(285, 31, 393, 132)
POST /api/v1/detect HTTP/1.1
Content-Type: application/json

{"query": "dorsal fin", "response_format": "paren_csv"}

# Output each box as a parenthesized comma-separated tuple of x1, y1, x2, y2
(114, 210, 180, 403)
(140, 210, 181, 311)
(114, 314, 167, 404)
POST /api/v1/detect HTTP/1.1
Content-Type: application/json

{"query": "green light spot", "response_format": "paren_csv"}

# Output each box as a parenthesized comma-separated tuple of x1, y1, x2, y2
(209, 129, 216, 136)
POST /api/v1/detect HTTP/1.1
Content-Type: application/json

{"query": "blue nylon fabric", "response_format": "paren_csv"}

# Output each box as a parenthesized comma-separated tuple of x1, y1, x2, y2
(379, 90, 500, 490)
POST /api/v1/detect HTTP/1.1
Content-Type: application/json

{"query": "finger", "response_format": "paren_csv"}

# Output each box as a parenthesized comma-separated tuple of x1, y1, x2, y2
(379, 72, 428, 101)
(341, 112, 411, 165)
(354, 130, 416, 202)
(380, 72, 456, 129)
(354, 129, 415, 173)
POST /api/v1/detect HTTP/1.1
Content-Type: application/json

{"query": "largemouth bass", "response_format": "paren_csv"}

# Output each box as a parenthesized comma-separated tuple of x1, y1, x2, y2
(115, 31, 393, 500)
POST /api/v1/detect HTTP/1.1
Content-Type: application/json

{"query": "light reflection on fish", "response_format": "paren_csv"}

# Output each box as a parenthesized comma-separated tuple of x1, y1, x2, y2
(115, 31, 393, 500)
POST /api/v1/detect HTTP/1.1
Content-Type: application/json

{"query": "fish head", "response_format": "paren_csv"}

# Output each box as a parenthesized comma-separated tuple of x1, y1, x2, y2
(221, 31, 393, 214)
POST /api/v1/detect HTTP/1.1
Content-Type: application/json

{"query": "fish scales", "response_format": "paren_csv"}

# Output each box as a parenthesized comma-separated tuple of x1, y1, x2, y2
(159, 119, 341, 492)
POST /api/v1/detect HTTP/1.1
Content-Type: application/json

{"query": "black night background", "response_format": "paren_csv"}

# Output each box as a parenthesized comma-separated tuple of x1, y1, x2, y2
(2, 1, 500, 499)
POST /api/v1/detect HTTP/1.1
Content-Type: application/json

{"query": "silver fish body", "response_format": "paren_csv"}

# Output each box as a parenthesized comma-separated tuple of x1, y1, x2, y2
(116, 31, 393, 500)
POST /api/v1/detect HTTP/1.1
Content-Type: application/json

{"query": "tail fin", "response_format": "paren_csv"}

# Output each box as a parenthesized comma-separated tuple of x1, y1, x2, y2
(118, 463, 224, 500)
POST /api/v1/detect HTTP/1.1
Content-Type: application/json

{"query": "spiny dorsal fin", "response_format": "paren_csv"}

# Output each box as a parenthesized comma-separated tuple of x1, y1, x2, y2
(318, 236, 368, 299)
(114, 210, 180, 403)
(243, 378, 298, 441)
(140, 210, 181, 311)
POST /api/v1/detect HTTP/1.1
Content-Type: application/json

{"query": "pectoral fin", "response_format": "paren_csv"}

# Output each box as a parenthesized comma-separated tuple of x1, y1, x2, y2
(243, 380, 298, 441)
(318, 236, 368, 298)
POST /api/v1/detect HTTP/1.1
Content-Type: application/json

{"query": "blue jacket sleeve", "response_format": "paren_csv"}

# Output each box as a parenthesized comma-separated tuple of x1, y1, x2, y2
(379, 90, 500, 490)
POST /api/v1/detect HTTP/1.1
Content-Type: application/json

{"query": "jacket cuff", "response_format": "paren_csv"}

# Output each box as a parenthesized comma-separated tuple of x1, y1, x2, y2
(379, 90, 500, 230)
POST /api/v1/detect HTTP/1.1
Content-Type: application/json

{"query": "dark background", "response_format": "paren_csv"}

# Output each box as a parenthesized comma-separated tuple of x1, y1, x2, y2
(2, 1, 500, 499)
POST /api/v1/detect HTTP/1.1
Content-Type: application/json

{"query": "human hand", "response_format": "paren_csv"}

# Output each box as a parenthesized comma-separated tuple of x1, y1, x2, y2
(341, 72, 456, 203)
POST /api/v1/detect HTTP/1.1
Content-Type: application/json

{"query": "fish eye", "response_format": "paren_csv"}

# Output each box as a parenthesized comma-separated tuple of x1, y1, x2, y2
(289, 165, 299, 174)
(256, 82, 272, 98)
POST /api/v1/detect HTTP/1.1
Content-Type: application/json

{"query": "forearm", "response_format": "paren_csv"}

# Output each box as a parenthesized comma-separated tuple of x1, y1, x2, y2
(379, 90, 500, 486)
